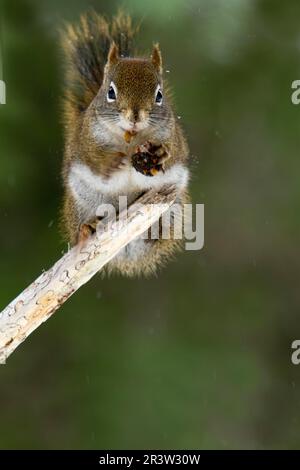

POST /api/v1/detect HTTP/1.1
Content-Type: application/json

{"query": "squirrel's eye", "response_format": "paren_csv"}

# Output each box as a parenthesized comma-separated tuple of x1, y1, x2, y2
(155, 85, 163, 105)
(107, 82, 117, 102)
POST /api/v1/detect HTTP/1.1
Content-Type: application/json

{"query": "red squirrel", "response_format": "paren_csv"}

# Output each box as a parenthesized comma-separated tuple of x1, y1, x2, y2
(61, 11, 190, 276)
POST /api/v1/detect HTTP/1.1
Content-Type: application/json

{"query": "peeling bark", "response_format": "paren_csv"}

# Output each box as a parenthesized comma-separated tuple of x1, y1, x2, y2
(0, 185, 176, 364)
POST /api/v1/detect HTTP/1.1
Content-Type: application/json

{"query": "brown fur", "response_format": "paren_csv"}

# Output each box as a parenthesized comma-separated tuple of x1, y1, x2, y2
(60, 11, 190, 276)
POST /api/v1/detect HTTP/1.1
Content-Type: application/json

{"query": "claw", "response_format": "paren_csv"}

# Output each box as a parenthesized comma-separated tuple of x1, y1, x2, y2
(117, 158, 128, 170)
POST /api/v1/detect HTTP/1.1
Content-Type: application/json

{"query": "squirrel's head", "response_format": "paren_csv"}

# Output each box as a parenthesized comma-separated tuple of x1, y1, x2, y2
(95, 43, 171, 136)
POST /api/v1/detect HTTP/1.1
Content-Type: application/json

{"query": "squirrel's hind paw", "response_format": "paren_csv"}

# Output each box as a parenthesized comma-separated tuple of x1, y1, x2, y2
(77, 217, 101, 246)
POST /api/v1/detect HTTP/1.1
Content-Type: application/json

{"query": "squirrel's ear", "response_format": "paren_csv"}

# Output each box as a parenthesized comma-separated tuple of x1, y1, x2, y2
(151, 43, 163, 74)
(107, 42, 119, 65)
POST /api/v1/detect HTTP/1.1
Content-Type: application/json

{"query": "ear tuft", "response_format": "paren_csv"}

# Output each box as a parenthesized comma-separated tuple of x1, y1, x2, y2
(151, 43, 162, 74)
(107, 42, 119, 65)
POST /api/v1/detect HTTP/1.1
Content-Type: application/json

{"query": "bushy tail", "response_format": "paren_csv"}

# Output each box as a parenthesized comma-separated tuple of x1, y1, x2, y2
(61, 11, 137, 117)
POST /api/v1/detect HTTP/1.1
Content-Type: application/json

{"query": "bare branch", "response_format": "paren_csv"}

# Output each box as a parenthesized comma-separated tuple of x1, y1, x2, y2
(0, 185, 176, 364)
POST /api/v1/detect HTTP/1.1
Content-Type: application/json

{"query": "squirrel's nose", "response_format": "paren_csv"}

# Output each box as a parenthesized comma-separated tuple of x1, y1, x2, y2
(132, 108, 139, 122)
(124, 108, 140, 124)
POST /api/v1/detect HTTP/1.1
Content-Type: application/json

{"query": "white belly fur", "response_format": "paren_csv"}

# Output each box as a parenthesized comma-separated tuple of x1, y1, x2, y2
(68, 161, 189, 262)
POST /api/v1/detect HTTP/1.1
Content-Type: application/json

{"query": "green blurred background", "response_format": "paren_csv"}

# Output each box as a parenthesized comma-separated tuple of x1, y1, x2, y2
(1, 0, 300, 450)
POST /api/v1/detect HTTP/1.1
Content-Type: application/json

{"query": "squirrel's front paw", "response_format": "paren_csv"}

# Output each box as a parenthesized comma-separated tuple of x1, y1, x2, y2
(132, 142, 170, 176)
(102, 153, 129, 178)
